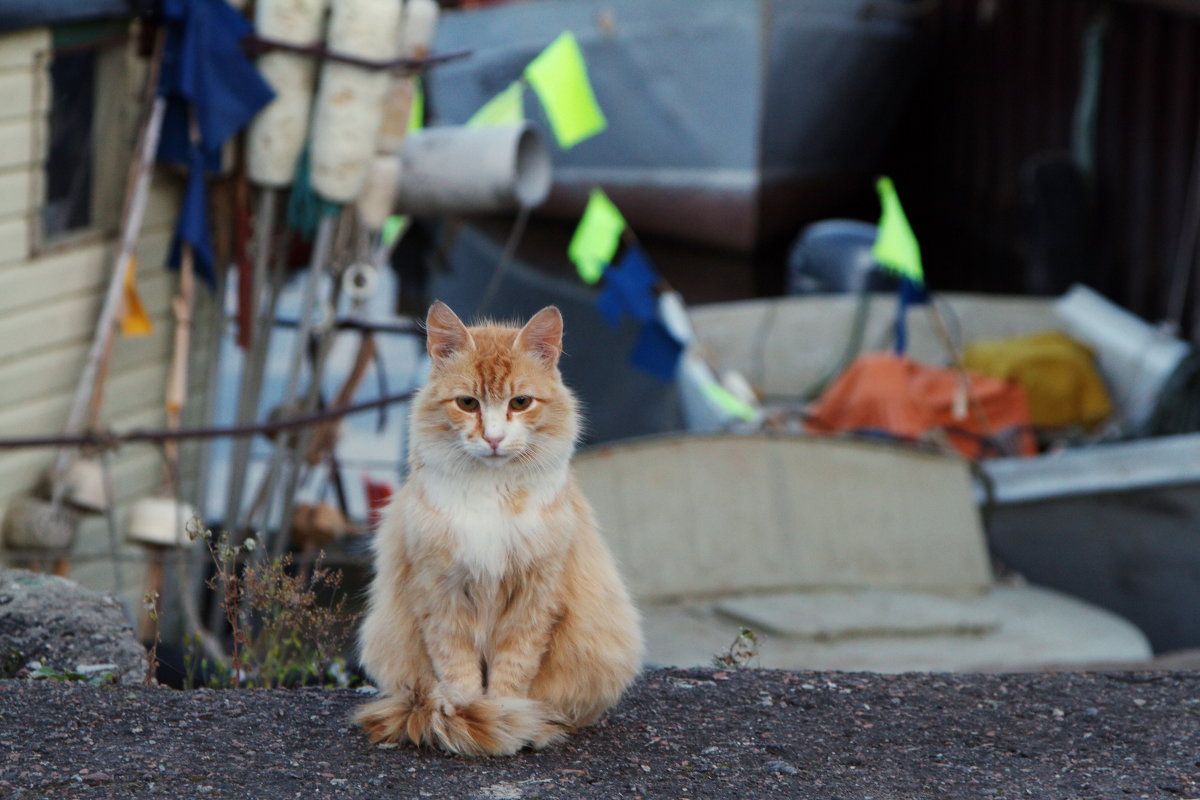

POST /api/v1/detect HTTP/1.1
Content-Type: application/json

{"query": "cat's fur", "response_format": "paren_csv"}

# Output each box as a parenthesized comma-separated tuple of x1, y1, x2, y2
(354, 301, 643, 756)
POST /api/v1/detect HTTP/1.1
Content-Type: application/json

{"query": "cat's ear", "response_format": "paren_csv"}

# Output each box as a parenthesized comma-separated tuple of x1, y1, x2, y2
(426, 301, 473, 364)
(515, 306, 563, 367)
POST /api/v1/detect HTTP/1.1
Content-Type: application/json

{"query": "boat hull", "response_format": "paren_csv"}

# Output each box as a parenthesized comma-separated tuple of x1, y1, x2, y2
(982, 434, 1200, 653)
(428, 0, 924, 251)
(687, 293, 1200, 653)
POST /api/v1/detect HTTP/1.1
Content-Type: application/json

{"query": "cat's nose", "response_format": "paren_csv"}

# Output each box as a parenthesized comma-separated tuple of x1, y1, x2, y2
(484, 433, 504, 452)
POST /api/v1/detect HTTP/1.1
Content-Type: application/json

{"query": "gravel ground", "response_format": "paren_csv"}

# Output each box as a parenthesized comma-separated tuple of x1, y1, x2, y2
(1, 668, 1198, 800)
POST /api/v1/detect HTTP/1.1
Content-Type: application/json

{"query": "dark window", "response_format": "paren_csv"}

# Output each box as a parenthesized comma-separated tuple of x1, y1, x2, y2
(42, 48, 98, 239)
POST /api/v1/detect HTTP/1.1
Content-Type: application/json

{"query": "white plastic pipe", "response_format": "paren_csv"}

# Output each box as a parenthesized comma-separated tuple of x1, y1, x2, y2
(310, 0, 404, 203)
(1055, 284, 1189, 430)
(247, 0, 329, 187)
(389, 123, 552, 215)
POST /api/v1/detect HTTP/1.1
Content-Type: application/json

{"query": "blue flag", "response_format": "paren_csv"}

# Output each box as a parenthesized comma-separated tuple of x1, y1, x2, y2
(169, 146, 216, 287)
(157, 0, 274, 169)
(596, 246, 659, 327)
(630, 320, 684, 382)
(893, 275, 930, 355)
(156, 0, 273, 286)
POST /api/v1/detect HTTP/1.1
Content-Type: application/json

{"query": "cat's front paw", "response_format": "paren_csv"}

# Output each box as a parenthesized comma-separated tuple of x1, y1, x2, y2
(429, 682, 478, 717)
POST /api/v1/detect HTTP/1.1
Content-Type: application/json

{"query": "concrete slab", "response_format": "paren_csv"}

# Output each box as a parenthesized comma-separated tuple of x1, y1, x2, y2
(642, 584, 1153, 673)
(715, 589, 1000, 640)
(577, 433, 992, 601)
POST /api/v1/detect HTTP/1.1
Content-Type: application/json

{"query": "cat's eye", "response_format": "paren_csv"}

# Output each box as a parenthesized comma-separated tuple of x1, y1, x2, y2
(509, 396, 532, 411)
(455, 396, 479, 412)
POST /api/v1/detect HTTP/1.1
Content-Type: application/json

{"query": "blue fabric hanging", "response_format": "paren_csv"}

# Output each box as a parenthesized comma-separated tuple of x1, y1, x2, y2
(595, 245, 659, 327)
(169, 146, 216, 286)
(157, 0, 273, 169)
(630, 320, 684, 382)
(156, 0, 273, 288)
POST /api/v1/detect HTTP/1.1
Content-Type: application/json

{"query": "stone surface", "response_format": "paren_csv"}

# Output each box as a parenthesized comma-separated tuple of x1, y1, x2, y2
(0, 568, 145, 684)
(0, 668, 1197, 799)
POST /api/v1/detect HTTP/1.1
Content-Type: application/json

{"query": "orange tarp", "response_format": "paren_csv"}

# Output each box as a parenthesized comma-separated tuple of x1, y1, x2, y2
(805, 353, 1037, 459)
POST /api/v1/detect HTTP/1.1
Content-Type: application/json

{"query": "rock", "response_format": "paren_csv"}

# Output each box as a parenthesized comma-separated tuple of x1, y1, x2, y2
(0, 567, 145, 684)
(765, 759, 800, 776)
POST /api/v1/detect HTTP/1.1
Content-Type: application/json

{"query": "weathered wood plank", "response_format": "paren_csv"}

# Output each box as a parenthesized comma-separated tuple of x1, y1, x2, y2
(0, 405, 169, 507)
(142, 171, 183, 230)
(0, 357, 173, 437)
(0, 30, 49, 70)
(0, 268, 172, 364)
(0, 309, 174, 409)
(0, 167, 35, 218)
(0, 68, 43, 122)
(0, 119, 34, 171)
(0, 226, 173, 315)
(0, 216, 29, 265)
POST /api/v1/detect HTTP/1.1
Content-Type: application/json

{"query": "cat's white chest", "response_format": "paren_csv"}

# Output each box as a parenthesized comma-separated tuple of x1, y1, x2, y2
(417, 470, 564, 578)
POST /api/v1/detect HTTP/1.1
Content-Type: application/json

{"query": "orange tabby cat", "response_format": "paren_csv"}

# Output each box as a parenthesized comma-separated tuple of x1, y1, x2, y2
(354, 301, 643, 756)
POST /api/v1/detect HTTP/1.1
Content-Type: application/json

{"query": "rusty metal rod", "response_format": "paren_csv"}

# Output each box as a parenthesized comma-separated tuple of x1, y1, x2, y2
(243, 36, 470, 72)
(0, 388, 417, 451)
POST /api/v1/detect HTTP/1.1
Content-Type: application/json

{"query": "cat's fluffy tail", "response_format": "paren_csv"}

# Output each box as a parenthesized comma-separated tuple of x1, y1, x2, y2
(355, 692, 569, 756)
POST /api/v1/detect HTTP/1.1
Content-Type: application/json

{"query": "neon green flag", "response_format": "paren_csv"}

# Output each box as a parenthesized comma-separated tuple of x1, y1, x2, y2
(872, 176, 924, 285)
(568, 189, 625, 284)
(382, 215, 409, 249)
(701, 381, 758, 422)
(524, 31, 607, 148)
(468, 80, 526, 128)
(409, 78, 425, 132)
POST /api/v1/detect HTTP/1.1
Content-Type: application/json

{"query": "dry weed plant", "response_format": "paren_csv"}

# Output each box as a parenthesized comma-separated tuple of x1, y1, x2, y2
(713, 626, 761, 670)
(185, 521, 360, 689)
(143, 591, 160, 686)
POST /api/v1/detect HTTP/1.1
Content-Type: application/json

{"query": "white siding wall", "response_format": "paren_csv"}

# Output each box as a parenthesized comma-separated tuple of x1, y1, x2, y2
(0, 27, 215, 601)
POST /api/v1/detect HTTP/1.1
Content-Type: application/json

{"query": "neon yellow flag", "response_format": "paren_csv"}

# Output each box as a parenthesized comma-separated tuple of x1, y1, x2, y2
(872, 176, 924, 285)
(568, 189, 624, 284)
(524, 31, 607, 149)
(468, 80, 526, 128)
(120, 255, 153, 337)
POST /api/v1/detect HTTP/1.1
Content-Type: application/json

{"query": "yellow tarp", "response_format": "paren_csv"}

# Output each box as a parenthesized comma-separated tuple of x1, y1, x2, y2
(961, 331, 1113, 429)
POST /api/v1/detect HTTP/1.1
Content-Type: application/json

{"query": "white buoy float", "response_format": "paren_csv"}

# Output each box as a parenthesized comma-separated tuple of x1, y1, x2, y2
(401, 0, 439, 59)
(310, 0, 404, 203)
(2, 498, 78, 553)
(124, 497, 198, 549)
(124, 497, 197, 639)
(356, 155, 404, 230)
(61, 456, 108, 512)
(362, 0, 442, 229)
(247, 0, 329, 188)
